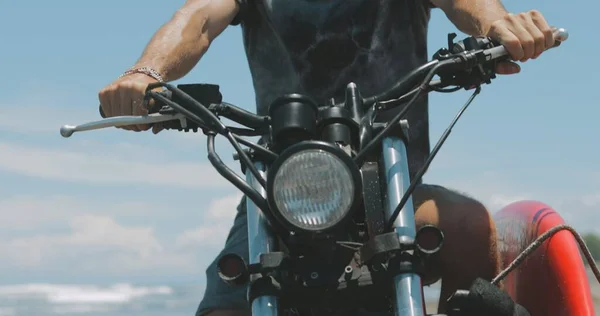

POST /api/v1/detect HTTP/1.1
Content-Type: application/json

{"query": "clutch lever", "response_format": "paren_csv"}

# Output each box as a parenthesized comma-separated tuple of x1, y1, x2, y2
(60, 112, 186, 138)
(60, 90, 182, 138)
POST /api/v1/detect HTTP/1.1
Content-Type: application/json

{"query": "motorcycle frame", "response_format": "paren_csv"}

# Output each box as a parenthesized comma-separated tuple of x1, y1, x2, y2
(58, 28, 568, 316)
(246, 136, 425, 316)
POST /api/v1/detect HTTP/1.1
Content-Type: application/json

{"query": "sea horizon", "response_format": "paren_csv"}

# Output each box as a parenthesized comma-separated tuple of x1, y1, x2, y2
(0, 279, 442, 316)
(2, 266, 599, 316)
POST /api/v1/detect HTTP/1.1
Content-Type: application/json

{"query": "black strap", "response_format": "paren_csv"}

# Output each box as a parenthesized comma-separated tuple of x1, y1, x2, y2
(230, 0, 251, 25)
(447, 278, 531, 316)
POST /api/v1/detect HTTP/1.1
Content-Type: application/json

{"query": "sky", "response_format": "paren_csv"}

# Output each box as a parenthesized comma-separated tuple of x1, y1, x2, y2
(0, 0, 598, 286)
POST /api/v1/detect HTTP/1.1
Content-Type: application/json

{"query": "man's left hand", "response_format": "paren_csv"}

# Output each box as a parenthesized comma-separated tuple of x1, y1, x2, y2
(486, 10, 554, 75)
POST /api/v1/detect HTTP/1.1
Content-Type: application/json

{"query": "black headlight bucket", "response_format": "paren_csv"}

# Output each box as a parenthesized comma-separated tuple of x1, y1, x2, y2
(268, 94, 319, 152)
(266, 140, 363, 236)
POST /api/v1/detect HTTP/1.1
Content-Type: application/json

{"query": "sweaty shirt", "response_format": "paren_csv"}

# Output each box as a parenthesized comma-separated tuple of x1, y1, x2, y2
(236, 0, 432, 176)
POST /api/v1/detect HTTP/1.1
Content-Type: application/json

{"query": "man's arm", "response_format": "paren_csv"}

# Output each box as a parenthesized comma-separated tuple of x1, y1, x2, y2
(98, 0, 241, 130)
(430, 0, 555, 68)
(132, 0, 240, 82)
(430, 0, 506, 36)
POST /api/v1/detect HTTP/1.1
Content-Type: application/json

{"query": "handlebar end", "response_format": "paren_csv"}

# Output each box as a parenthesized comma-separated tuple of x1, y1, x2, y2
(554, 27, 569, 42)
(60, 125, 75, 138)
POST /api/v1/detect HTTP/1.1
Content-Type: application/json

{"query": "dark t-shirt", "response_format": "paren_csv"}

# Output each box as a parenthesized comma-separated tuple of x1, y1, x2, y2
(237, 0, 432, 175)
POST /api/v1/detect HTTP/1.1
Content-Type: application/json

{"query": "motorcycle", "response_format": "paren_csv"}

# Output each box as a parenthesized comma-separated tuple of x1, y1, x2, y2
(61, 28, 594, 316)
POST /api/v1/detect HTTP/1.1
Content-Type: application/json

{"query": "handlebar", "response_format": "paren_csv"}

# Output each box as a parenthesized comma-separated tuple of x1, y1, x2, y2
(96, 87, 268, 132)
(481, 27, 568, 61)
(59, 27, 570, 228)
(61, 28, 568, 138)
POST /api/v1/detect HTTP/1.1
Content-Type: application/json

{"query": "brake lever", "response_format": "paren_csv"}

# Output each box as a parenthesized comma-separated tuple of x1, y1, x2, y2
(438, 27, 569, 89)
(60, 112, 186, 138)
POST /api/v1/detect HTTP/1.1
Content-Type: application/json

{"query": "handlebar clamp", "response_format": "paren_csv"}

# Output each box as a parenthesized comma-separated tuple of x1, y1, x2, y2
(433, 33, 500, 89)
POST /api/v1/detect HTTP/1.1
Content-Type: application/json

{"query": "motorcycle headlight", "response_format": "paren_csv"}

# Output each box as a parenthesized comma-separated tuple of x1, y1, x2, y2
(267, 141, 361, 233)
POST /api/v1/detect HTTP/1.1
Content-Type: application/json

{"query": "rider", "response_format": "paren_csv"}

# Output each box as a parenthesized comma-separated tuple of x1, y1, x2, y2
(98, 0, 556, 314)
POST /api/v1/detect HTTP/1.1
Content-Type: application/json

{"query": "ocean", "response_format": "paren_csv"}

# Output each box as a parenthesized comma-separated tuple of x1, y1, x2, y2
(0, 283, 200, 316)
(0, 282, 442, 316)
(1, 272, 598, 316)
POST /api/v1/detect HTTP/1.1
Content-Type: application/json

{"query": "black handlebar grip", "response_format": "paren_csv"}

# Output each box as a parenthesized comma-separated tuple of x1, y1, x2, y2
(97, 90, 171, 119)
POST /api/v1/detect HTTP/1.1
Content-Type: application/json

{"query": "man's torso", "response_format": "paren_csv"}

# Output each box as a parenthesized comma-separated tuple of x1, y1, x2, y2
(240, 0, 432, 174)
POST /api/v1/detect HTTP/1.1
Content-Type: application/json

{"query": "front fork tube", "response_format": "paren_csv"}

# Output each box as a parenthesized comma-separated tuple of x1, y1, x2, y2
(382, 137, 426, 316)
(246, 162, 279, 316)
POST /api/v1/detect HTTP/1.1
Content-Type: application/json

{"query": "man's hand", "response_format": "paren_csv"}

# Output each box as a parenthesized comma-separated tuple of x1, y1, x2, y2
(96, 0, 241, 134)
(486, 10, 554, 75)
(98, 74, 163, 134)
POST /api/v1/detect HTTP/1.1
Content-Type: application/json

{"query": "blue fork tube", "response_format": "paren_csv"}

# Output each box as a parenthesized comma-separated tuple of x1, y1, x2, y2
(246, 162, 279, 316)
(382, 137, 425, 316)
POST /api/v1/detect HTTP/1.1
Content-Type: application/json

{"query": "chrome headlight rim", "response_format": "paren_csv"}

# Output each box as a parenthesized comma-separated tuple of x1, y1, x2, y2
(266, 140, 362, 235)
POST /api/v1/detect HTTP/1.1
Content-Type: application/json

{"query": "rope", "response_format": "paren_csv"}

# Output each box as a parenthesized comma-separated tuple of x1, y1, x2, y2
(491, 224, 600, 287)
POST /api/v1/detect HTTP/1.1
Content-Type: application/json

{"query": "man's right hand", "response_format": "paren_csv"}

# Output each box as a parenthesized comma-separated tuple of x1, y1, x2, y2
(98, 73, 158, 132)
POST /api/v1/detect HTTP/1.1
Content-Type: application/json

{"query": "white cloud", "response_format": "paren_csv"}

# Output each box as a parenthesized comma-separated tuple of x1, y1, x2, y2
(0, 214, 198, 274)
(428, 170, 534, 211)
(0, 98, 254, 155)
(552, 196, 600, 234)
(488, 194, 531, 211)
(1, 215, 158, 268)
(0, 194, 194, 233)
(0, 195, 75, 230)
(0, 192, 243, 276)
(0, 283, 173, 305)
(0, 130, 597, 279)
(579, 193, 600, 208)
(204, 193, 243, 220)
(0, 141, 230, 188)
(176, 193, 242, 249)
(429, 169, 600, 234)
(0, 89, 100, 134)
